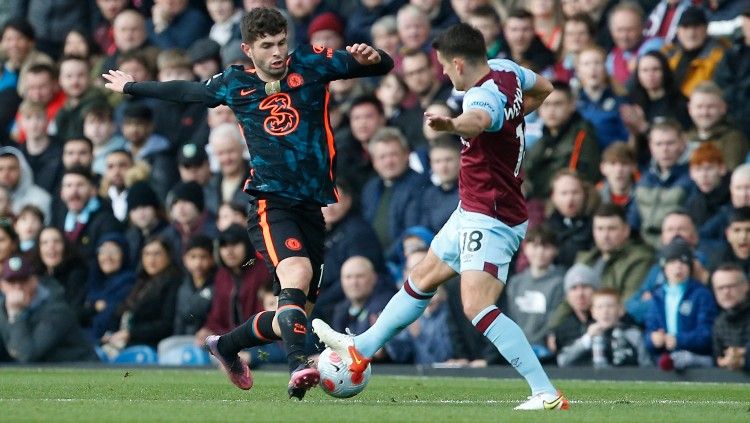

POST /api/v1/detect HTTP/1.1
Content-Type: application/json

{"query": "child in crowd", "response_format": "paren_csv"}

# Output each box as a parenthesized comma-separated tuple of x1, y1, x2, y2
(13, 205, 44, 252)
(83, 102, 124, 175)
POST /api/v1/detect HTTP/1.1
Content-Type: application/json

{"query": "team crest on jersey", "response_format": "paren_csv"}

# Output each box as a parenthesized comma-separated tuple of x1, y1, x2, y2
(285, 237, 302, 251)
(288, 73, 304, 88)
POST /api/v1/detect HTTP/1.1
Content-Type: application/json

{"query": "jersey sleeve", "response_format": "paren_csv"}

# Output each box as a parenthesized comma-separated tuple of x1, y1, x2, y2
(299, 45, 393, 82)
(462, 85, 506, 132)
(488, 59, 537, 91)
(203, 70, 231, 107)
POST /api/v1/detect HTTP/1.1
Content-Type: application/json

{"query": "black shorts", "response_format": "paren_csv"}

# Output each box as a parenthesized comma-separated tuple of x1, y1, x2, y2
(247, 194, 325, 303)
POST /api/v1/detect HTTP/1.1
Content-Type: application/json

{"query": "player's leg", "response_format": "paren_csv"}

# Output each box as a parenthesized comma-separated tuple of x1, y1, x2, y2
(313, 208, 461, 369)
(457, 212, 566, 410)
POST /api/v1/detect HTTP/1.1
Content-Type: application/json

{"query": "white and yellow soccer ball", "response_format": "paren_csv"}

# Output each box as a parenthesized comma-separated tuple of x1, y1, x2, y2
(317, 347, 371, 398)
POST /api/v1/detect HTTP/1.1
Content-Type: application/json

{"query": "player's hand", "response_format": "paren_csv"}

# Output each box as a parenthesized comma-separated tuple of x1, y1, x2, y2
(424, 112, 455, 133)
(102, 69, 135, 93)
(346, 43, 381, 65)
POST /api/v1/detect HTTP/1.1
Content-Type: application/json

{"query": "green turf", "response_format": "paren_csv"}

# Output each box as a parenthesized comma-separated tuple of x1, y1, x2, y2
(1, 368, 749, 422)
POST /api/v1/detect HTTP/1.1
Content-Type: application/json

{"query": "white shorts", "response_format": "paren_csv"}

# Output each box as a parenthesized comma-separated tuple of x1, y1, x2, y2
(430, 206, 528, 283)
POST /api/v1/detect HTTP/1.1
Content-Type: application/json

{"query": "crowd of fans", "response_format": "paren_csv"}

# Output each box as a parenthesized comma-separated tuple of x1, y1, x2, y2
(0, 0, 749, 372)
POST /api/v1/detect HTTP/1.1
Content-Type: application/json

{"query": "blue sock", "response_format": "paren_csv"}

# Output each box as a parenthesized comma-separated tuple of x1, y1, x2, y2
(354, 278, 434, 358)
(473, 305, 556, 396)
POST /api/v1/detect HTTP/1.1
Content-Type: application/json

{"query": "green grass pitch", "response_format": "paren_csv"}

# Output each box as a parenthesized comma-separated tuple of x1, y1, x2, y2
(1, 368, 749, 422)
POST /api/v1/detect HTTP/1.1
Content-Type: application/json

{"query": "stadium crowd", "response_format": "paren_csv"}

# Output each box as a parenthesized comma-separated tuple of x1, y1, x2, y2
(0, 0, 750, 373)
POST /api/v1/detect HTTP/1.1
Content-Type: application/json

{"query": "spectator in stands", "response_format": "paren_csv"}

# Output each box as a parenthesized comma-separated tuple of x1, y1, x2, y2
(0, 254, 97, 363)
(712, 263, 750, 371)
(195, 224, 269, 346)
(575, 46, 629, 150)
(345, 0, 397, 45)
(686, 81, 749, 171)
(396, 4, 431, 54)
(0, 220, 19, 269)
(162, 181, 219, 257)
(362, 127, 430, 260)
(549, 263, 598, 355)
(644, 0, 691, 43)
(546, 170, 594, 268)
(17, 101, 62, 195)
(316, 177, 386, 319)
(500, 9, 556, 73)
(84, 102, 123, 176)
(0, 188, 12, 220)
(626, 212, 709, 325)
(216, 201, 246, 232)
(111, 51, 158, 127)
(714, 8, 750, 138)
(708, 207, 750, 275)
(147, 0, 210, 50)
(450, 0, 491, 23)
(525, 80, 600, 200)
(54, 55, 107, 141)
(80, 232, 135, 341)
(32, 226, 88, 315)
(0, 19, 44, 92)
(187, 38, 222, 82)
(125, 181, 169, 267)
(101, 9, 158, 74)
(374, 73, 407, 128)
(102, 236, 181, 354)
(14, 205, 43, 252)
(205, 124, 250, 216)
(663, 6, 729, 98)
(628, 118, 691, 247)
(100, 150, 133, 223)
(115, 104, 178, 198)
(173, 235, 216, 337)
(53, 166, 122, 258)
(700, 164, 750, 245)
(505, 225, 565, 359)
(605, 1, 663, 85)
(370, 15, 400, 60)
(645, 237, 716, 369)
(0, 147, 52, 217)
(91, 0, 129, 56)
(419, 137, 459, 233)
(337, 96, 387, 191)
(176, 143, 215, 216)
(285, 0, 335, 47)
(61, 138, 95, 177)
(578, 203, 654, 300)
(685, 143, 730, 228)
(189, 101, 237, 146)
(331, 256, 393, 339)
(597, 142, 637, 209)
(396, 50, 452, 149)
(623, 51, 690, 164)
(557, 287, 651, 367)
(13, 63, 64, 143)
(207, 0, 243, 47)
(62, 29, 102, 76)
(553, 13, 596, 83)
(465, 5, 504, 59)
(307, 12, 345, 49)
(529, 0, 562, 51)
(9, 0, 88, 58)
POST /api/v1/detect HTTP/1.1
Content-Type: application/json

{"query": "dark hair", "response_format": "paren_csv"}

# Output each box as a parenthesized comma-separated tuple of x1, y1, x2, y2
(123, 235, 179, 313)
(551, 80, 574, 99)
(63, 165, 95, 184)
(662, 208, 695, 226)
(241, 7, 288, 43)
(565, 13, 596, 36)
(469, 5, 501, 22)
(82, 101, 113, 121)
(525, 224, 557, 246)
(16, 205, 44, 223)
(2, 18, 35, 41)
(728, 207, 750, 225)
(31, 226, 81, 276)
(712, 263, 749, 281)
(0, 218, 20, 246)
(506, 8, 535, 21)
(123, 104, 153, 122)
(430, 135, 461, 153)
(432, 23, 487, 64)
(24, 62, 57, 79)
(349, 95, 384, 117)
(184, 234, 215, 255)
(107, 149, 133, 161)
(64, 27, 101, 57)
(630, 50, 684, 113)
(593, 203, 627, 222)
(59, 54, 91, 70)
(63, 136, 94, 152)
(117, 50, 155, 77)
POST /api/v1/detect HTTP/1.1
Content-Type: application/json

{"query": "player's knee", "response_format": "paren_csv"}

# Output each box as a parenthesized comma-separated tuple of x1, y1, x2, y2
(276, 257, 313, 289)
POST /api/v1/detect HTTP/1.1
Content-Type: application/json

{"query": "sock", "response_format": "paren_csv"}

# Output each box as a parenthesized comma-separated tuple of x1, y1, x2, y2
(354, 278, 434, 358)
(217, 310, 280, 359)
(277, 288, 309, 373)
(473, 305, 556, 396)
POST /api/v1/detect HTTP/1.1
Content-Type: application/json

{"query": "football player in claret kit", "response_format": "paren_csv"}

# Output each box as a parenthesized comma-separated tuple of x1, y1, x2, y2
(314, 23, 570, 411)
(103, 7, 393, 400)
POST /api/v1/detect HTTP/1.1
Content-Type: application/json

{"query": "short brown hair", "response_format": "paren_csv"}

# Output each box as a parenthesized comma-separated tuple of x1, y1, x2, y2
(525, 224, 557, 246)
(602, 142, 636, 164)
(592, 287, 621, 303)
(157, 49, 191, 72)
(18, 100, 46, 117)
(689, 143, 724, 167)
(241, 7, 287, 44)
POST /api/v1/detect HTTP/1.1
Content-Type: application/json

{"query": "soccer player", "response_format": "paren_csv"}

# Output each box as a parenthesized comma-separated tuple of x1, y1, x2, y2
(103, 7, 393, 400)
(313, 23, 569, 411)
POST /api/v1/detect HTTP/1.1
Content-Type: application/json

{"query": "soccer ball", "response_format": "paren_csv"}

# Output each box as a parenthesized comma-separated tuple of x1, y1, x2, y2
(317, 347, 371, 398)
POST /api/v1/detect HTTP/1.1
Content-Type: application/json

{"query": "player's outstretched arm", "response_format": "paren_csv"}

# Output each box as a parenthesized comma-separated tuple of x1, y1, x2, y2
(342, 43, 394, 78)
(424, 109, 491, 139)
(102, 69, 216, 104)
(522, 73, 553, 115)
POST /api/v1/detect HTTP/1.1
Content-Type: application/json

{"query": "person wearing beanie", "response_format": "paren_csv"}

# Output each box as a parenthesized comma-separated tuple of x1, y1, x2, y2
(52, 166, 123, 258)
(188, 38, 222, 81)
(125, 181, 169, 266)
(645, 236, 717, 370)
(550, 263, 599, 356)
(161, 181, 219, 258)
(308, 12, 344, 49)
(196, 224, 270, 349)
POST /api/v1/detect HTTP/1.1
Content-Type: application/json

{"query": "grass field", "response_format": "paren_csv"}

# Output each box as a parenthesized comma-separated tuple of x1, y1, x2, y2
(1, 368, 749, 422)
